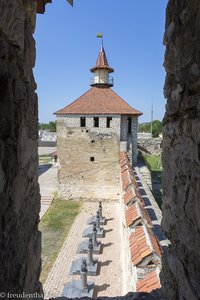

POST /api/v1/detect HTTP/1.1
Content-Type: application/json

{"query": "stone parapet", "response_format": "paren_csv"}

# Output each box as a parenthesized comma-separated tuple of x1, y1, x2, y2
(162, 0, 200, 299)
(0, 0, 41, 296)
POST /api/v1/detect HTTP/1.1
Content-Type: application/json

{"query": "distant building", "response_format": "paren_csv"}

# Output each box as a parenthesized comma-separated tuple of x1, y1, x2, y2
(138, 132, 152, 139)
(55, 46, 142, 200)
(39, 130, 57, 142)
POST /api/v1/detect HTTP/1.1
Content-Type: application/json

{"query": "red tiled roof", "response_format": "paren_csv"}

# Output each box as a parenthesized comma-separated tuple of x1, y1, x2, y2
(120, 152, 129, 161)
(123, 186, 144, 206)
(129, 225, 162, 266)
(121, 167, 138, 186)
(121, 169, 132, 182)
(54, 87, 142, 115)
(121, 163, 130, 173)
(136, 269, 161, 292)
(122, 176, 133, 191)
(120, 152, 143, 202)
(90, 46, 114, 73)
(125, 202, 152, 228)
(124, 187, 137, 205)
(135, 188, 144, 203)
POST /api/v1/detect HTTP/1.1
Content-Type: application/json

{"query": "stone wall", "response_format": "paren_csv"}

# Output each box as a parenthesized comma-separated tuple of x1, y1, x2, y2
(131, 117, 138, 165)
(0, 0, 42, 297)
(120, 115, 138, 164)
(57, 118, 121, 200)
(161, 1, 200, 299)
(57, 114, 121, 135)
(138, 137, 162, 156)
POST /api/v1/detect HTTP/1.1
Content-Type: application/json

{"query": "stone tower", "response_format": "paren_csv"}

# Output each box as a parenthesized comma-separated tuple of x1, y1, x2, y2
(55, 46, 142, 200)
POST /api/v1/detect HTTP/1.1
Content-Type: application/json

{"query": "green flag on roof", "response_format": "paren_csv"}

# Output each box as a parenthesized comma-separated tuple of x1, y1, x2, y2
(97, 33, 103, 38)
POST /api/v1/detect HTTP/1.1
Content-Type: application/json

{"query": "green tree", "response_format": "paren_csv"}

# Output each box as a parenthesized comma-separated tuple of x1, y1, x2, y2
(48, 121, 56, 132)
(138, 122, 150, 132)
(152, 120, 162, 137)
(39, 121, 56, 132)
(39, 123, 49, 130)
(138, 120, 162, 137)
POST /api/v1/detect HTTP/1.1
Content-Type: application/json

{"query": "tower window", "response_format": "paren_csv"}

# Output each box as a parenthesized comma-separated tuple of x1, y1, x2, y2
(80, 117, 86, 127)
(127, 117, 132, 133)
(90, 157, 95, 162)
(107, 117, 112, 128)
(93, 117, 99, 127)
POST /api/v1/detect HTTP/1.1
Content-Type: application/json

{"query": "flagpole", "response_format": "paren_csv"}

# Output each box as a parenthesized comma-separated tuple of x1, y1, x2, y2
(97, 33, 103, 47)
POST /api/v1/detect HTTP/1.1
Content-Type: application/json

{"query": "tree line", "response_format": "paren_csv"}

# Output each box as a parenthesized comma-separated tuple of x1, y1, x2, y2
(138, 120, 162, 138)
(39, 121, 56, 132)
(38, 120, 162, 137)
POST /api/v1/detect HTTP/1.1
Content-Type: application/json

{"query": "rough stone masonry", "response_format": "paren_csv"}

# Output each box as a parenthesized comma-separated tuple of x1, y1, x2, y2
(161, 0, 200, 299)
(0, 0, 42, 296)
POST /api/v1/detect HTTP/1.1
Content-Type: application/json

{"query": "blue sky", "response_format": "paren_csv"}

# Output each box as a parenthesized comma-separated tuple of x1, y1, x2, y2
(34, 0, 168, 123)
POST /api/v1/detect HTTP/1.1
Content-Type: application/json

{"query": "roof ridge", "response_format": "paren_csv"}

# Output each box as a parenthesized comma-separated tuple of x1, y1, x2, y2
(54, 88, 93, 115)
(135, 201, 142, 218)
(155, 266, 161, 279)
(142, 224, 154, 254)
(110, 88, 142, 115)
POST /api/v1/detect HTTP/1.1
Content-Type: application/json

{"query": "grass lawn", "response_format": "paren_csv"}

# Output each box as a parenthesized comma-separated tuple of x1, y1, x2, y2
(143, 154, 162, 172)
(39, 199, 82, 283)
(142, 154, 163, 209)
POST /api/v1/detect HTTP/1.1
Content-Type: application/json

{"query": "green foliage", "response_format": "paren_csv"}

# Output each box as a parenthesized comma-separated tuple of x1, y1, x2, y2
(138, 120, 162, 137)
(143, 154, 162, 171)
(39, 123, 49, 130)
(39, 121, 56, 132)
(143, 154, 163, 209)
(49, 121, 56, 132)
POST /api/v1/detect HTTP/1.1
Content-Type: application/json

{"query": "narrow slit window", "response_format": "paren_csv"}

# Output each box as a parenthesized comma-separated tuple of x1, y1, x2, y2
(90, 157, 95, 162)
(107, 117, 112, 128)
(80, 117, 86, 127)
(127, 117, 132, 133)
(93, 117, 99, 127)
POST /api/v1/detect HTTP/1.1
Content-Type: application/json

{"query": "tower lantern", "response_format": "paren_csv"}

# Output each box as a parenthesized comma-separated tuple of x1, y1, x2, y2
(90, 46, 114, 87)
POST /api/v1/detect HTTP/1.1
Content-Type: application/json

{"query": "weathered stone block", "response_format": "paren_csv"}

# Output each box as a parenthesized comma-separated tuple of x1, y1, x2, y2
(162, 1, 200, 299)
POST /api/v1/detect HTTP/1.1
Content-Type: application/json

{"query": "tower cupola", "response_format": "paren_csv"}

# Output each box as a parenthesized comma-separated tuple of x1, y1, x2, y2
(90, 46, 114, 87)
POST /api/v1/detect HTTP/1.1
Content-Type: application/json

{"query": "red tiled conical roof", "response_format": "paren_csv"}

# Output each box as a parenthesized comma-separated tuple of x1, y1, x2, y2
(54, 87, 142, 115)
(90, 46, 114, 73)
